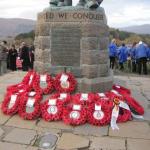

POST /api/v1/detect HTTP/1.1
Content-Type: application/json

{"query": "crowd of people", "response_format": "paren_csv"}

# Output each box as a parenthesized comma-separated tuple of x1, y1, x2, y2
(0, 41, 34, 75)
(1, 38, 150, 76)
(109, 39, 150, 75)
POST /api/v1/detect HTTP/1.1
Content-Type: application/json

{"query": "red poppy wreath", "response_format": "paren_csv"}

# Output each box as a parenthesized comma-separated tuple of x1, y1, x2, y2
(41, 98, 63, 121)
(63, 103, 87, 126)
(87, 100, 112, 126)
(18, 92, 41, 120)
(1, 92, 22, 115)
(33, 74, 54, 95)
(54, 73, 77, 93)
(7, 71, 36, 92)
(112, 84, 131, 95)
(123, 94, 144, 115)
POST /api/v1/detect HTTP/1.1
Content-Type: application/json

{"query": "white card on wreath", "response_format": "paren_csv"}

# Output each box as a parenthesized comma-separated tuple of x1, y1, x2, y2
(29, 75, 33, 85)
(30, 75, 33, 80)
(18, 84, 23, 87)
(95, 104, 101, 111)
(28, 92, 36, 97)
(116, 85, 121, 89)
(10, 95, 17, 104)
(26, 98, 35, 108)
(98, 93, 106, 97)
(40, 75, 47, 82)
(19, 90, 24, 93)
(60, 74, 68, 82)
(81, 93, 88, 100)
(60, 93, 67, 99)
(73, 105, 81, 111)
(48, 99, 57, 106)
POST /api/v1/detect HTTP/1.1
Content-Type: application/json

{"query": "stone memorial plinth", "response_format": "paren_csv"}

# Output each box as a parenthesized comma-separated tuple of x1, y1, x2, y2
(34, 7, 113, 92)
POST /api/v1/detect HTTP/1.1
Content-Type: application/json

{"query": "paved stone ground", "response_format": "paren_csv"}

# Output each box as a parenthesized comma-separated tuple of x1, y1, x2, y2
(0, 71, 150, 150)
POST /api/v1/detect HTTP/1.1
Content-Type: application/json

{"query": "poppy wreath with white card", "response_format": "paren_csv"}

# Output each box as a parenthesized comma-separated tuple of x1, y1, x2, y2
(1, 92, 21, 115)
(54, 73, 77, 93)
(22, 70, 36, 85)
(50, 93, 71, 105)
(62, 103, 87, 126)
(112, 85, 131, 95)
(95, 93, 114, 112)
(41, 98, 63, 121)
(21, 70, 37, 90)
(7, 71, 36, 92)
(72, 93, 96, 106)
(33, 74, 54, 95)
(87, 100, 112, 126)
(18, 93, 41, 120)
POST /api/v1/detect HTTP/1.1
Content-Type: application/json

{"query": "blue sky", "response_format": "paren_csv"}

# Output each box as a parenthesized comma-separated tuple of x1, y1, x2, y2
(0, 0, 150, 27)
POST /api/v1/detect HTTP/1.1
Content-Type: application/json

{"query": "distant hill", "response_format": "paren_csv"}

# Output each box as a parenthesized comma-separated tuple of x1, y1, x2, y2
(119, 24, 150, 35)
(0, 18, 36, 37)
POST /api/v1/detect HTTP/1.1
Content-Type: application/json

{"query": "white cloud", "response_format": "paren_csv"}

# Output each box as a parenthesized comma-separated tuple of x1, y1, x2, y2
(0, 0, 150, 27)
(102, 0, 150, 27)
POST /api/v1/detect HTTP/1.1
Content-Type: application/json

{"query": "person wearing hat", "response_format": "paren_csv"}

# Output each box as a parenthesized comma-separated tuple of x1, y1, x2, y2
(108, 39, 117, 69)
(136, 41, 149, 75)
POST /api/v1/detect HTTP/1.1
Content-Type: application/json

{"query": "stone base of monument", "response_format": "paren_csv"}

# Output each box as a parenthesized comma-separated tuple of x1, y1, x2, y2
(34, 7, 113, 93)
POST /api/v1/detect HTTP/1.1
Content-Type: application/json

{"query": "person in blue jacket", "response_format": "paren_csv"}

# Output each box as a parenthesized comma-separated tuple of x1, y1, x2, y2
(148, 45, 150, 59)
(108, 39, 117, 69)
(131, 42, 137, 72)
(118, 43, 128, 70)
(136, 41, 149, 75)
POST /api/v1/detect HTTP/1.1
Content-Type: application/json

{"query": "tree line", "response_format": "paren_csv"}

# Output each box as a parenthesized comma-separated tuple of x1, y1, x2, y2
(14, 28, 150, 46)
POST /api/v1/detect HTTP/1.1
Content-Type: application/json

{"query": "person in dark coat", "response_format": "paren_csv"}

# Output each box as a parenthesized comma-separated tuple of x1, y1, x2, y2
(20, 42, 30, 71)
(136, 41, 149, 75)
(29, 45, 35, 69)
(8, 45, 18, 71)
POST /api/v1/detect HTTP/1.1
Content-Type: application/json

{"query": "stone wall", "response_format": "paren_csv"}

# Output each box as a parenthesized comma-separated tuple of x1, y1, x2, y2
(34, 8, 113, 92)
